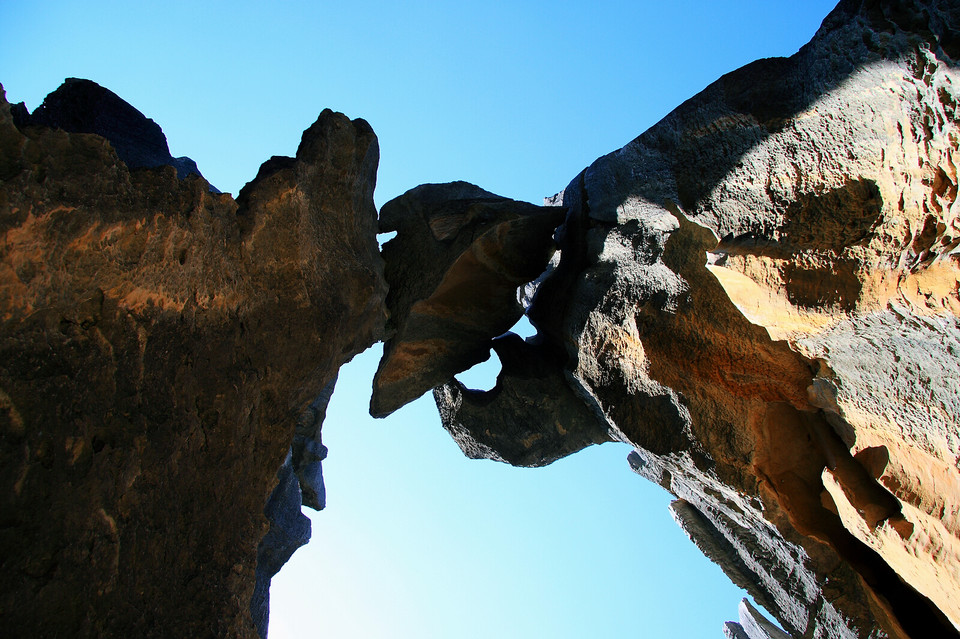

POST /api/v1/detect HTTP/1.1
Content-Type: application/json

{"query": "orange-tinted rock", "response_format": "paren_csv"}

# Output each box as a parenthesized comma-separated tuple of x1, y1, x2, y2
(434, 1, 960, 637)
(0, 84, 385, 637)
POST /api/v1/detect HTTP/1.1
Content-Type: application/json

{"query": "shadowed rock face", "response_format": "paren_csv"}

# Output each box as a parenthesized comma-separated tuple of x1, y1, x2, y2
(434, 333, 614, 467)
(371, 182, 565, 417)
(0, 82, 386, 637)
(251, 376, 337, 638)
(434, 1, 960, 637)
(11, 77, 211, 185)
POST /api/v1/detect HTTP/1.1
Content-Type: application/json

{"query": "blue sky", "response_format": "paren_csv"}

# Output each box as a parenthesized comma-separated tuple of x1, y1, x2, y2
(1, 1, 839, 637)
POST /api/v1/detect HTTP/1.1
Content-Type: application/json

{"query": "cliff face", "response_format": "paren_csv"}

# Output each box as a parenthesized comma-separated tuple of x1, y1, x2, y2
(428, 0, 960, 637)
(2, 0, 960, 637)
(0, 83, 386, 636)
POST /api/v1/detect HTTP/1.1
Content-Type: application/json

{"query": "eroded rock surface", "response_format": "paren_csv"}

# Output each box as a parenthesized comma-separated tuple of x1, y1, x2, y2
(0, 82, 386, 637)
(433, 1, 960, 637)
(372, 182, 565, 417)
(4, 1, 960, 637)
(11, 77, 211, 184)
(251, 376, 337, 637)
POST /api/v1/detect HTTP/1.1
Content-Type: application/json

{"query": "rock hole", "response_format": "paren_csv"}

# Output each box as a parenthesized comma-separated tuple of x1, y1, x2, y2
(454, 349, 502, 392)
(508, 314, 537, 339)
(377, 231, 397, 248)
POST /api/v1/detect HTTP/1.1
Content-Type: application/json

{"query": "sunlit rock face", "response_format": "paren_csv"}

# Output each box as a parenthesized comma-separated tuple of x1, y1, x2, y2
(434, 0, 960, 637)
(3, 0, 960, 636)
(0, 82, 386, 637)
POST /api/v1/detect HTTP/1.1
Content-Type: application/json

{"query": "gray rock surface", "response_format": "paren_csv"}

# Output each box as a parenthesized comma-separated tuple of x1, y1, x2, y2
(252, 376, 337, 638)
(435, 333, 612, 467)
(724, 599, 794, 639)
(432, 1, 960, 637)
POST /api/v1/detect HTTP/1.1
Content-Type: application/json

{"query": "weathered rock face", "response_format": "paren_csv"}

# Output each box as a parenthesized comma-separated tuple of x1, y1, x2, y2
(11, 77, 210, 184)
(0, 82, 386, 637)
(251, 376, 337, 637)
(434, 332, 614, 467)
(372, 182, 565, 417)
(4, 0, 960, 636)
(432, 0, 960, 637)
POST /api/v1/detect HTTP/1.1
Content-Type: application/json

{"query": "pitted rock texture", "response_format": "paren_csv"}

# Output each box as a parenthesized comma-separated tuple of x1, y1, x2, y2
(0, 82, 386, 637)
(433, 1, 960, 637)
(372, 182, 565, 417)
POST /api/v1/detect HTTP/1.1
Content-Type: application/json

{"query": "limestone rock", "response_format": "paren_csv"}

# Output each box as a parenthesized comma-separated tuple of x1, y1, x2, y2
(434, 1, 960, 637)
(723, 599, 793, 639)
(371, 182, 565, 417)
(0, 82, 386, 637)
(12, 77, 212, 185)
(434, 333, 612, 467)
(251, 376, 337, 638)
(251, 451, 312, 639)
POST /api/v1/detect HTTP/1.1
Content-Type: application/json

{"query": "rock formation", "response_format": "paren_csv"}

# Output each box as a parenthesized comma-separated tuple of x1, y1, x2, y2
(251, 375, 337, 637)
(10, 78, 212, 185)
(371, 182, 566, 417)
(0, 82, 386, 637)
(2, 0, 960, 637)
(425, 0, 960, 637)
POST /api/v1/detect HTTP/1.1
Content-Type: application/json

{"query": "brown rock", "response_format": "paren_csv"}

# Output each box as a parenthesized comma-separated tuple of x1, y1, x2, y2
(371, 181, 564, 417)
(0, 83, 386, 637)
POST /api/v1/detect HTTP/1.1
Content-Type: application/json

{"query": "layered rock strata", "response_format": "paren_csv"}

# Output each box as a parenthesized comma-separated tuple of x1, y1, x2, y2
(0, 83, 386, 637)
(429, 0, 960, 637)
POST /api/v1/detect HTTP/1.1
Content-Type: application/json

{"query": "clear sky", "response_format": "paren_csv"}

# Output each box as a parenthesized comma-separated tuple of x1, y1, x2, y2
(1, 1, 839, 637)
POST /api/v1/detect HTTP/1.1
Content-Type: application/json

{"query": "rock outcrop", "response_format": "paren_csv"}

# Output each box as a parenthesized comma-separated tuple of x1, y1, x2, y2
(425, 0, 960, 637)
(0, 82, 386, 637)
(11, 77, 211, 185)
(251, 376, 337, 637)
(372, 182, 565, 417)
(4, 0, 960, 637)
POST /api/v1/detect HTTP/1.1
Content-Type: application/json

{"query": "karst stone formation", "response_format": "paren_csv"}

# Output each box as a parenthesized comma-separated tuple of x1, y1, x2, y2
(1, 1, 958, 637)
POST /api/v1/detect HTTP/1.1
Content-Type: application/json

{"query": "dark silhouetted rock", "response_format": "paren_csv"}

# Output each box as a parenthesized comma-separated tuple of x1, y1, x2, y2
(13, 77, 215, 188)
(0, 83, 386, 637)
(434, 333, 613, 467)
(251, 376, 336, 639)
(251, 453, 312, 638)
(371, 182, 565, 417)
